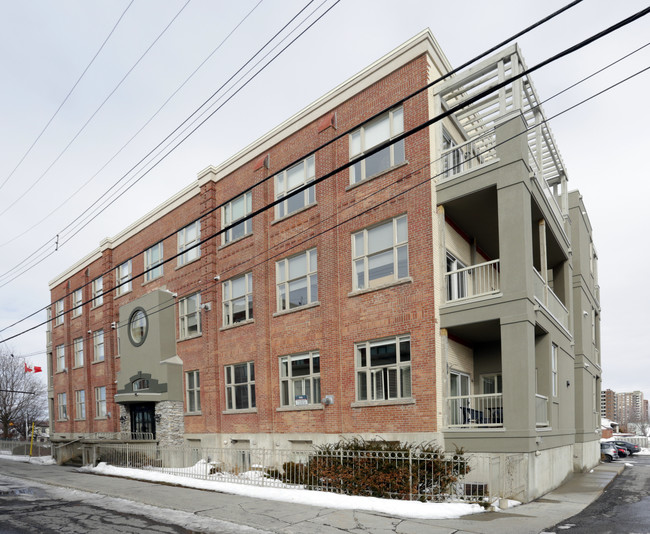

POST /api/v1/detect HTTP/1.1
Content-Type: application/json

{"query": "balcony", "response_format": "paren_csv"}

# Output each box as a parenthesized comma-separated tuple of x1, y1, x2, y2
(446, 393, 503, 429)
(445, 259, 500, 303)
(533, 268, 569, 330)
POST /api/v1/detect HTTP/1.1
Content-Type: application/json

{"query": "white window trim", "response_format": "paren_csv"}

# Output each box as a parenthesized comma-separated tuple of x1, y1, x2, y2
(115, 260, 132, 296)
(222, 273, 253, 326)
(349, 106, 405, 184)
(55, 299, 64, 326)
(225, 362, 255, 411)
(92, 277, 104, 307)
(93, 330, 105, 362)
(551, 343, 558, 398)
(72, 289, 82, 317)
(56, 344, 65, 372)
(275, 156, 315, 219)
(280, 352, 321, 407)
(355, 335, 411, 402)
(276, 249, 318, 312)
(480, 373, 502, 394)
(95, 386, 107, 418)
(178, 221, 201, 266)
(352, 215, 408, 291)
(57, 393, 67, 420)
(446, 252, 467, 301)
(144, 242, 164, 282)
(185, 370, 201, 413)
(179, 293, 202, 340)
(75, 390, 86, 420)
(222, 193, 252, 245)
(73, 338, 84, 368)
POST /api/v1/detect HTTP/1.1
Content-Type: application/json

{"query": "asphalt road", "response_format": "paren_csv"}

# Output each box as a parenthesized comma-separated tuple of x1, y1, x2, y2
(0, 471, 265, 534)
(544, 454, 650, 534)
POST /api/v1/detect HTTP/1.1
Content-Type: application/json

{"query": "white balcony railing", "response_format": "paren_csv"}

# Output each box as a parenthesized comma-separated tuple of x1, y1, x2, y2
(445, 259, 500, 303)
(535, 394, 549, 427)
(440, 134, 497, 180)
(533, 268, 569, 330)
(446, 393, 503, 428)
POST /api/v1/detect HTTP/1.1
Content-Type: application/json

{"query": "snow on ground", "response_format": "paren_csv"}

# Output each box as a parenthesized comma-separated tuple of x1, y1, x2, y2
(0, 454, 56, 465)
(80, 462, 485, 520)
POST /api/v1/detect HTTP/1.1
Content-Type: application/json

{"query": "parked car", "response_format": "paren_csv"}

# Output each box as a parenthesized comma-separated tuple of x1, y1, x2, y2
(614, 440, 641, 455)
(600, 442, 619, 462)
(614, 445, 628, 458)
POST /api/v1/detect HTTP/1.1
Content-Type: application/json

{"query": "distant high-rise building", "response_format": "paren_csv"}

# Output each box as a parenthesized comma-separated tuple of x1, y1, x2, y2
(616, 390, 644, 424)
(601, 388, 617, 420)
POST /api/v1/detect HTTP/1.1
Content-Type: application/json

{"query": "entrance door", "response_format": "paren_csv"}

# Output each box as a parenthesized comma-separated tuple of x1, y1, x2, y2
(130, 403, 155, 439)
(449, 371, 470, 425)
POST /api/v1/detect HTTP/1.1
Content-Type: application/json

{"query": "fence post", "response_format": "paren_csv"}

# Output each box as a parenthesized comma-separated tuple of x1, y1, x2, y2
(126, 442, 130, 467)
(409, 449, 413, 501)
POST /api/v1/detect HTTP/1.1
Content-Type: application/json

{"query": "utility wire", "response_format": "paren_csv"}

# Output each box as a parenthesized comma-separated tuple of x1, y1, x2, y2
(0, 1, 135, 194)
(0, 0, 582, 289)
(0, 0, 192, 218)
(0, 0, 266, 250)
(4, 44, 650, 347)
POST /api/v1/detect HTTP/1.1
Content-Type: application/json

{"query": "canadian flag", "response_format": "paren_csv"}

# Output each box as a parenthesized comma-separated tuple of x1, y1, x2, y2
(24, 363, 32, 373)
(24, 364, 42, 373)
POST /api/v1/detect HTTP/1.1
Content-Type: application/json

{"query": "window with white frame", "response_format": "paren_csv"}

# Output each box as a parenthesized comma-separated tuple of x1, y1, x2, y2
(275, 156, 315, 218)
(178, 221, 201, 266)
(56, 344, 65, 372)
(223, 272, 253, 326)
(179, 293, 201, 339)
(349, 107, 405, 183)
(57, 392, 67, 420)
(73, 338, 84, 367)
(144, 242, 164, 282)
(442, 129, 463, 177)
(75, 390, 86, 420)
(225, 362, 255, 410)
(92, 276, 103, 307)
(115, 260, 132, 296)
(552, 343, 558, 397)
(352, 215, 408, 290)
(276, 249, 317, 311)
(55, 299, 64, 325)
(356, 336, 411, 401)
(95, 386, 107, 418)
(446, 252, 467, 301)
(93, 330, 105, 362)
(481, 374, 502, 394)
(280, 352, 320, 407)
(185, 370, 201, 413)
(222, 193, 252, 244)
(72, 289, 82, 317)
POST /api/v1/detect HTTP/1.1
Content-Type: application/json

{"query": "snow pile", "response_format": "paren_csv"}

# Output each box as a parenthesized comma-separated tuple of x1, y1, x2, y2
(82, 461, 485, 520)
(0, 454, 56, 465)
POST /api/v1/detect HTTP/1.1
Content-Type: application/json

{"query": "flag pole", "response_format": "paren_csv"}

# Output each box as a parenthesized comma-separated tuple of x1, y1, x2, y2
(29, 422, 35, 457)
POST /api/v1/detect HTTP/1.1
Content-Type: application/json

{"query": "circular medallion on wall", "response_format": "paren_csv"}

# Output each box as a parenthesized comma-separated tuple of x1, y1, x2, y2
(128, 307, 148, 347)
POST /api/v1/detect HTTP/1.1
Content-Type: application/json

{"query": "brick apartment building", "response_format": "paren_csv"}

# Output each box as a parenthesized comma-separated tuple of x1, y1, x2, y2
(47, 30, 602, 501)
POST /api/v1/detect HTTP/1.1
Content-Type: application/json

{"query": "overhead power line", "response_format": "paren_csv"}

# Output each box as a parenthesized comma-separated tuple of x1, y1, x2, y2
(0, 0, 135, 194)
(0, 0, 582, 289)
(2, 11, 649, 344)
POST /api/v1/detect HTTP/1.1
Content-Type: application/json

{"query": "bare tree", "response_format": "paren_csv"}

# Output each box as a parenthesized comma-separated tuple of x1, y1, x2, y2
(0, 346, 46, 439)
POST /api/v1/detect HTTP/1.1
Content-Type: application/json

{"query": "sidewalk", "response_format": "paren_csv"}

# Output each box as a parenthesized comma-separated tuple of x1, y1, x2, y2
(0, 457, 624, 534)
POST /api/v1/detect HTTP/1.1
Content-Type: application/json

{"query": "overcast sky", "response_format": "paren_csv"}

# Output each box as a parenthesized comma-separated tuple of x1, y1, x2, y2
(0, 0, 648, 398)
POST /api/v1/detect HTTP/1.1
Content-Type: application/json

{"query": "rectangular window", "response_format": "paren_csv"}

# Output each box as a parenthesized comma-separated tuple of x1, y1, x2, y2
(185, 370, 201, 413)
(75, 390, 86, 420)
(92, 277, 103, 307)
(55, 299, 64, 325)
(280, 352, 321, 407)
(95, 386, 107, 418)
(225, 362, 255, 410)
(352, 215, 408, 290)
(93, 330, 105, 362)
(275, 156, 315, 218)
(56, 344, 65, 372)
(356, 336, 411, 401)
(446, 252, 467, 301)
(276, 249, 318, 311)
(481, 374, 502, 394)
(178, 221, 201, 266)
(223, 272, 253, 326)
(552, 343, 558, 397)
(116, 260, 132, 296)
(72, 289, 82, 317)
(350, 106, 405, 183)
(73, 338, 84, 367)
(144, 242, 164, 282)
(179, 293, 201, 339)
(222, 192, 252, 244)
(57, 392, 67, 420)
